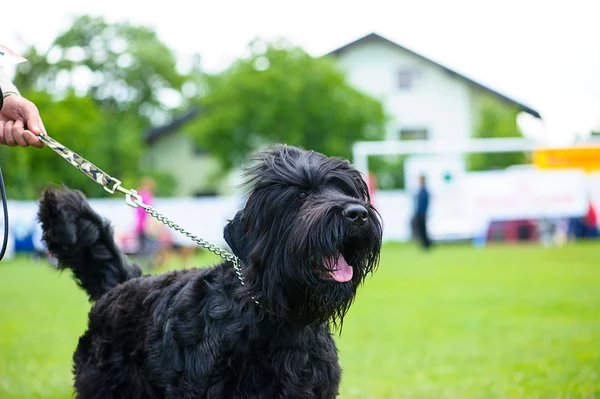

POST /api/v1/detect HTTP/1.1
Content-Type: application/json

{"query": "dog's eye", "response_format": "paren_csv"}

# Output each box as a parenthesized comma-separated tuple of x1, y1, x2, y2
(298, 191, 308, 200)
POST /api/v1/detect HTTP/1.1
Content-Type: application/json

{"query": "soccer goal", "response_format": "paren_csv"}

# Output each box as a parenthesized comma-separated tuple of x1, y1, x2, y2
(352, 137, 542, 176)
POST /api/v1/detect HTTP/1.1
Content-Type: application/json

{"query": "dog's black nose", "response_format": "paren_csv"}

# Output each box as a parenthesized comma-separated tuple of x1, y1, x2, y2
(343, 204, 368, 226)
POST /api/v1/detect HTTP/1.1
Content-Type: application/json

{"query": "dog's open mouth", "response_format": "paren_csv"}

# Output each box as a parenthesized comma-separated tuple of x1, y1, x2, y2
(321, 254, 353, 282)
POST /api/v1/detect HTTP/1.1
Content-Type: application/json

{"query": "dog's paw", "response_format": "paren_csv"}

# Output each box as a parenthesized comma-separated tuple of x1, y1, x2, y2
(38, 186, 97, 249)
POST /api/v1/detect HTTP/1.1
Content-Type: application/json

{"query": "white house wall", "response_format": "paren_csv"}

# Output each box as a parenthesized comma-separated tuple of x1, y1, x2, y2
(142, 133, 223, 197)
(334, 39, 473, 142)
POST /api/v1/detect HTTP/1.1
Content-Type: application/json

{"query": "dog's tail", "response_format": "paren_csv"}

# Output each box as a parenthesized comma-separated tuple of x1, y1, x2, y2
(38, 186, 142, 301)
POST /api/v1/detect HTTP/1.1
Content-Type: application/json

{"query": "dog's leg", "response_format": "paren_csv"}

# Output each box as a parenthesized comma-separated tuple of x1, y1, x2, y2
(38, 186, 142, 301)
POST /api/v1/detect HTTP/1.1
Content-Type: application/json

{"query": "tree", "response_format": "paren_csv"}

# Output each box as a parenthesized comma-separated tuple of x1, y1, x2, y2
(186, 40, 386, 169)
(468, 97, 527, 171)
(3, 15, 185, 199)
(368, 156, 407, 190)
(14, 15, 186, 125)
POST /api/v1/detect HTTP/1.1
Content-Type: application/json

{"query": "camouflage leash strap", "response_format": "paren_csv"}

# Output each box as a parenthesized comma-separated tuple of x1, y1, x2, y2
(37, 134, 246, 281)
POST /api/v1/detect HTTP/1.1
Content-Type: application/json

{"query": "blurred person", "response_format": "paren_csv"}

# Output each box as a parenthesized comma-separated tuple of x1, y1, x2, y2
(413, 174, 432, 250)
(0, 64, 46, 148)
(583, 199, 598, 238)
(134, 176, 174, 269)
(135, 176, 157, 257)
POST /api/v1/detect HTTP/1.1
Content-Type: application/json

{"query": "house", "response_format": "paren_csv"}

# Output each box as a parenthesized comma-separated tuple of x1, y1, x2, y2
(142, 32, 541, 197)
(141, 108, 231, 197)
(326, 32, 540, 143)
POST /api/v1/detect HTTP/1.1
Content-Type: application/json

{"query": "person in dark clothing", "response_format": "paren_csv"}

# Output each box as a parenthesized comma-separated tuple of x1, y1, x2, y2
(413, 175, 432, 249)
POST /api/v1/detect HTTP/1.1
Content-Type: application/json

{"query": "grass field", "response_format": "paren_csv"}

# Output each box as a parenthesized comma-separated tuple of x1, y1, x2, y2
(1, 243, 599, 398)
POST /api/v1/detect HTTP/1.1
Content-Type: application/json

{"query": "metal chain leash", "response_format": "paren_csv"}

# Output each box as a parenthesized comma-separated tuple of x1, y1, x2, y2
(129, 197, 261, 306)
(37, 134, 259, 305)
(124, 191, 239, 264)
(124, 193, 251, 292)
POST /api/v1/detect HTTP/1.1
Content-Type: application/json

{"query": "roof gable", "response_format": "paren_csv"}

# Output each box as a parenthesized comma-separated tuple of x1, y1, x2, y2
(326, 33, 541, 119)
(144, 107, 202, 145)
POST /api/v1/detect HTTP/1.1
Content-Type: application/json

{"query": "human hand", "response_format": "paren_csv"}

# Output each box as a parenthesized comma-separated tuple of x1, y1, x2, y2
(0, 94, 46, 148)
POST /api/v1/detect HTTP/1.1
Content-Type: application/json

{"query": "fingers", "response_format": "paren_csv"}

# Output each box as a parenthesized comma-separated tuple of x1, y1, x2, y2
(24, 130, 45, 148)
(4, 120, 17, 147)
(0, 96, 47, 148)
(22, 104, 46, 147)
(26, 116, 43, 135)
(0, 119, 5, 146)
(38, 119, 47, 136)
(0, 119, 43, 147)
(11, 120, 29, 147)
(23, 104, 45, 136)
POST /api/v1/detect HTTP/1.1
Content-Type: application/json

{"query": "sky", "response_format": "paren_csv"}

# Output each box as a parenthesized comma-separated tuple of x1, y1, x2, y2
(2, 0, 600, 145)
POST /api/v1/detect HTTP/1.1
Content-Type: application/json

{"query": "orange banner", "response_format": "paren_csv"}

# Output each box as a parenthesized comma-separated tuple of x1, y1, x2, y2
(533, 147, 600, 172)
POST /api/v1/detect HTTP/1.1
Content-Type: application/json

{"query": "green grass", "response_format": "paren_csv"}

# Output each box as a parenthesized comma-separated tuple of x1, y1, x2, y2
(1, 243, 600, 398)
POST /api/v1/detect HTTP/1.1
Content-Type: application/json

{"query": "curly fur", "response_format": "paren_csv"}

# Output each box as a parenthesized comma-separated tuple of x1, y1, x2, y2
(38, 144, 383, 399)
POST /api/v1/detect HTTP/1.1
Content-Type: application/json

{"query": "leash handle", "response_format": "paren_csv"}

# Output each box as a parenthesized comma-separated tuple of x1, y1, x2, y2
(38, 134, 123, 194)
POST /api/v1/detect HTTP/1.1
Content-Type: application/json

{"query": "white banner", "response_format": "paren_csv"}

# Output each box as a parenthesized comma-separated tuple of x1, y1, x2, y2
(464, 168, 589, 222)
(1, 169, 594, 258)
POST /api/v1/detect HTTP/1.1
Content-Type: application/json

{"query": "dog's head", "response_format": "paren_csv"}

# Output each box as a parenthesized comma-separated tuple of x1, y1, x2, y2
(224, 144, 382, 327)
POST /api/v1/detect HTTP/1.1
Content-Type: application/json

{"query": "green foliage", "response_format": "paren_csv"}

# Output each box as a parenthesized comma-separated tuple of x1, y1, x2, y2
(186, 40, 386, 169)
(3, 15, 185, 199)
(468, 97, 527, 171)
(15, 15, 186, 123)
(369, 155, 406, 190)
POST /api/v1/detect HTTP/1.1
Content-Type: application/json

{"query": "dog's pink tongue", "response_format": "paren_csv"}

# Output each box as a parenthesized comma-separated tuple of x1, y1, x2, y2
(329, 254, 353, 282)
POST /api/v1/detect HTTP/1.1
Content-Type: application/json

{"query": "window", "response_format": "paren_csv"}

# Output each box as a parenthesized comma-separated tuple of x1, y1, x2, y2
(397, 68, 421, 90)
(400, 128, 428, 141)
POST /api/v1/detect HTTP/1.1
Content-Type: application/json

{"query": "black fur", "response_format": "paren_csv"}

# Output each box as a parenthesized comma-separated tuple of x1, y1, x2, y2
(38, 144, 383, 398)
(38, 187, 143, 301)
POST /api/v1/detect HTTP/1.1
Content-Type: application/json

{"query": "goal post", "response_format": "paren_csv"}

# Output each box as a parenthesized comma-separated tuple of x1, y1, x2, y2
(352, 138, 543, 176)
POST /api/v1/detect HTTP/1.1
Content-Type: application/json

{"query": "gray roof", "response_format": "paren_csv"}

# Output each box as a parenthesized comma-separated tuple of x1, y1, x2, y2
(144, 107, 202, 145)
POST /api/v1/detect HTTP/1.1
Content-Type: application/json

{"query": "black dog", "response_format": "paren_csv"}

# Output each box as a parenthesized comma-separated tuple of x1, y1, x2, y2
(38, 144, 382, 398)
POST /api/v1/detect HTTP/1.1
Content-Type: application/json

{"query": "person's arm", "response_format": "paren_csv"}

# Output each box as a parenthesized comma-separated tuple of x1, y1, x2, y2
(0, 66, 45, 148)
(0, 66, 20, 98)
(0, 66, 20, 110)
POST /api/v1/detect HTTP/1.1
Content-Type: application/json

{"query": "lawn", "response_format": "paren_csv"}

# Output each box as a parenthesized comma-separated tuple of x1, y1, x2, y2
(1, 243, 599, 398)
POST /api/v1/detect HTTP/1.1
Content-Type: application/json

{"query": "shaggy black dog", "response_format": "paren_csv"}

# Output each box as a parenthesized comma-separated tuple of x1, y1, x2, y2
(38, 144, 383, 399)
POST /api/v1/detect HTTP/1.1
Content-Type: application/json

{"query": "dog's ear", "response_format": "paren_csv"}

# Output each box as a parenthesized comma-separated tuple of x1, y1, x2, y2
(224, 210, 252, 264)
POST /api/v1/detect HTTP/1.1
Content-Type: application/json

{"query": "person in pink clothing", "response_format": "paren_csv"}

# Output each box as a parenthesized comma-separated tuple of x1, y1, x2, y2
(136, 177, 156, 256)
